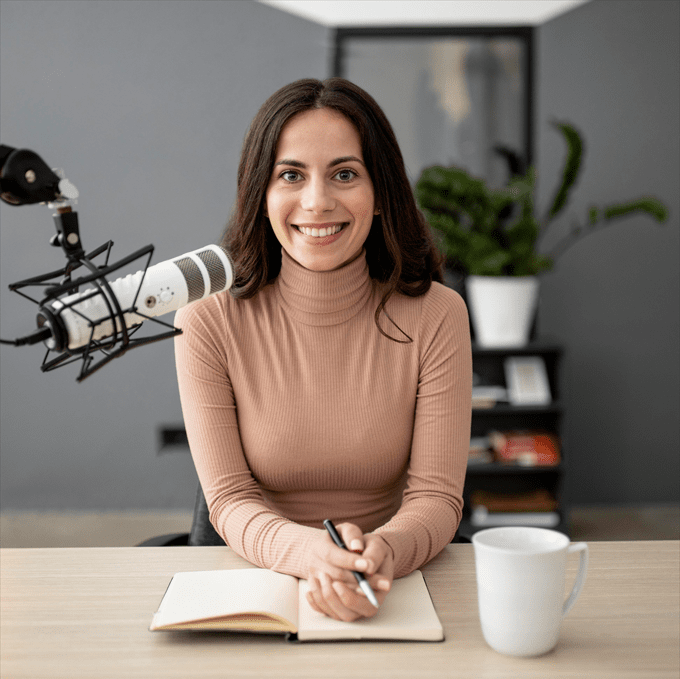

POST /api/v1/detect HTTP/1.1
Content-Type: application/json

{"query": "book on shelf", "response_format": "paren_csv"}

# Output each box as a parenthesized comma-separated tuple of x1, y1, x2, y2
(471, 489, 558, 513)
(468, 436, 494, 466)
(489, 430, 560, 466)
(472, 385, 508, 409)
(150, 568, 443, 642)
(471, 507, 561, 528)
(470, 489, 560, 528)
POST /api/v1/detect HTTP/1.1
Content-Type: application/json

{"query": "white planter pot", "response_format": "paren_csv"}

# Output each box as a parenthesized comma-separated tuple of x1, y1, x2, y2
(466, 276, 540, 348)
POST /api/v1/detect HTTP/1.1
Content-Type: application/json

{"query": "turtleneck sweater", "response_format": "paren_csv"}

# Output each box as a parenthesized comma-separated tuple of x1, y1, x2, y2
(174, 249, 472, 579)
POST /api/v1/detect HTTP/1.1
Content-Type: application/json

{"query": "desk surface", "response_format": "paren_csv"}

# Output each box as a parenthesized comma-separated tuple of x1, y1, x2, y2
(1, 541, 678, 679)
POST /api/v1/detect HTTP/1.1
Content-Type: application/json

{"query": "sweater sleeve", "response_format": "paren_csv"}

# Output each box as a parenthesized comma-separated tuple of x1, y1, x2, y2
(373, 286, 472, 578)
(174, 300, 322, 579)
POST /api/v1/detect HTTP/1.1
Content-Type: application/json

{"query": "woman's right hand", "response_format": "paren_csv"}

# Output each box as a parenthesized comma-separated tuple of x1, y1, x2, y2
(305, 523, 393, 622)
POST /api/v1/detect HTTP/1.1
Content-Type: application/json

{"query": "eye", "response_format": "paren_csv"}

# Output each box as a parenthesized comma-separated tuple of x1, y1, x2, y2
(280, 170, 302, 183)
(334, 169, 358, 182)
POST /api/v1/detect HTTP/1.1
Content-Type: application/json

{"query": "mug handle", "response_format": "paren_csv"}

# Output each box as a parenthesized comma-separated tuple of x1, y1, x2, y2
(563, 542, 589, 618)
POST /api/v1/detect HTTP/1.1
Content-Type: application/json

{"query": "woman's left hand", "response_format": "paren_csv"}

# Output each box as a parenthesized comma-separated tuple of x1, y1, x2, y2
(306, 523, 394, 622)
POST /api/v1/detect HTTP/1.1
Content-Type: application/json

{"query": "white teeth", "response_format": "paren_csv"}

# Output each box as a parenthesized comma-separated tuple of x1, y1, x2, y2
(296, 224, 344, 237)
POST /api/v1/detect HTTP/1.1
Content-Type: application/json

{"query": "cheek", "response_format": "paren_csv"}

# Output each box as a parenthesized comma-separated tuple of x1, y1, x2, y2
(265, 191, 289, 224)
(350, 190, 375, 224)
(267, 197, 297, 243)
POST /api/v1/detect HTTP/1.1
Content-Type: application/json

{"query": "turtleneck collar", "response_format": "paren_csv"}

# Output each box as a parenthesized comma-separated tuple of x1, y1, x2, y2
(275, 248, 373, 326)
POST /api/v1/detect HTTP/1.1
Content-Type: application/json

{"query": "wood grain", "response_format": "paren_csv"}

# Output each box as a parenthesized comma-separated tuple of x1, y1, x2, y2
(1, 542, 678, 678)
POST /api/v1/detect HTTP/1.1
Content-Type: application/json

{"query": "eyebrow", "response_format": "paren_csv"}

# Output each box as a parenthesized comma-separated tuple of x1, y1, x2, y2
(274, 155, 365, 169)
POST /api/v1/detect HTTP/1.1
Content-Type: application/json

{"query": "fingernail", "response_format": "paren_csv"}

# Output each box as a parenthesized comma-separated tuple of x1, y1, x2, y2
(354, 558, 368, 570)
(350, 539, 363, 552)
(377, 579, 390, 591)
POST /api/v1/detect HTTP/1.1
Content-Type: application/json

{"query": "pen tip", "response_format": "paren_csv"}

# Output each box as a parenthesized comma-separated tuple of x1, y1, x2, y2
(359, 580, 380, 608)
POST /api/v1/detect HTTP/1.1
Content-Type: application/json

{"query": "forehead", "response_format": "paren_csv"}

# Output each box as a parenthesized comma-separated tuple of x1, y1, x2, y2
(275, 108, 363, 158)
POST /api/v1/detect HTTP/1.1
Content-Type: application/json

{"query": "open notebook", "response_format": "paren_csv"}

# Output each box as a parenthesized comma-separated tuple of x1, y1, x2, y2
(150, 568, 443, 642)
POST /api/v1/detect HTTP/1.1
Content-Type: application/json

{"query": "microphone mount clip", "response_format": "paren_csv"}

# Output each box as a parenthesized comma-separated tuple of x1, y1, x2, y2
(2, 159, 183, 381)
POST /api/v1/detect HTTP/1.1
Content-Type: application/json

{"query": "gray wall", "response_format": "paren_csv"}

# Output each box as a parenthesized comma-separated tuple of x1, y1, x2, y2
(2, 0, 678, 512)
(535, 0, 680, 504)
(0, 0, 329, 509)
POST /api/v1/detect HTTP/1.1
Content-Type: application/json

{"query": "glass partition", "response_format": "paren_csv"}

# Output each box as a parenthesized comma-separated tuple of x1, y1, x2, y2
(333, 28, 533, 189)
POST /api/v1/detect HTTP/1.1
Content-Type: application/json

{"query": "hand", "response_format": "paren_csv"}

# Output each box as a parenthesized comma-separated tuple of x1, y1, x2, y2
(306, 523, 394, 622)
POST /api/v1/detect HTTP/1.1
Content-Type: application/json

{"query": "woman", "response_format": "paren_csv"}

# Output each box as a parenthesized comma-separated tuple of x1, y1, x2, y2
(174, 78, 472, 622)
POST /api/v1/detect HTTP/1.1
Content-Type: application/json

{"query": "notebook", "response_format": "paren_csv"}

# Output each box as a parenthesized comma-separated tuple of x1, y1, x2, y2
(150, 568, 443, 642)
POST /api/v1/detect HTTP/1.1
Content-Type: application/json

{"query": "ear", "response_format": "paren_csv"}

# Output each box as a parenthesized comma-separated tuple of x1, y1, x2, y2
(374, 207, 381, 215)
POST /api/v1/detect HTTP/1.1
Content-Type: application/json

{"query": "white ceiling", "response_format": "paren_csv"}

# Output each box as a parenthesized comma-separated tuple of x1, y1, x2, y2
(256, 0, 591, 27)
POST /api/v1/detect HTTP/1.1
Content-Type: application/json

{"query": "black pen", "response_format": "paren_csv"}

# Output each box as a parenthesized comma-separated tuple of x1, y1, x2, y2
(323, 519, 380, 608)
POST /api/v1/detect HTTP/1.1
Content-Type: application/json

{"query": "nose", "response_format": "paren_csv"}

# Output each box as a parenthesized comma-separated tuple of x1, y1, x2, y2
(299, 176, 335, 214)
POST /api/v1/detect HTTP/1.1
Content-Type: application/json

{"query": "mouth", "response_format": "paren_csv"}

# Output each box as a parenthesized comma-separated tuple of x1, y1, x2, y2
(292, 222, 348, 238)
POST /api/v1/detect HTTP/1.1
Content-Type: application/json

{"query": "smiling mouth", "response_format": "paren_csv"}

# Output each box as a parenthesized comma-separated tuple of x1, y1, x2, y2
(293, 223, 348, 238)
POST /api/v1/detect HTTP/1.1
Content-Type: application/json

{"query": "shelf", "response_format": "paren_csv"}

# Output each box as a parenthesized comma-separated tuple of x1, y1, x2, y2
(472, 342, 563, 356)
(472, 404, 563, 415)
(466, 463, 563, 476)
(467, 341, 568, 539)
(457, 517, 570, 539)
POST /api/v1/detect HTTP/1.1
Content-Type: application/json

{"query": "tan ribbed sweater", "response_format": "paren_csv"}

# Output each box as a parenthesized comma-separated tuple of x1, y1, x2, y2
(174, 249, 472, 579)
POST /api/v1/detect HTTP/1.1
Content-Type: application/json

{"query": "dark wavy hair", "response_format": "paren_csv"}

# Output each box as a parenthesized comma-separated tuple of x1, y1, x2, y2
(221, 77, 444, 341)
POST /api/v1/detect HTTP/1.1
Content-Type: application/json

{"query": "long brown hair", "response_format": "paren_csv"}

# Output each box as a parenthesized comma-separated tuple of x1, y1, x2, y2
(221, 77, 444, 341)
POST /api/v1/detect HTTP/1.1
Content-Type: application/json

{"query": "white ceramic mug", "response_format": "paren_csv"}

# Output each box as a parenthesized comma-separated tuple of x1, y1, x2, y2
(472, 526, 588, 657)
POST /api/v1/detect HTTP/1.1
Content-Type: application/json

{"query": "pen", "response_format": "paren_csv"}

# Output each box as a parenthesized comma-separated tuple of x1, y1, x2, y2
(323, 519, 380, 608)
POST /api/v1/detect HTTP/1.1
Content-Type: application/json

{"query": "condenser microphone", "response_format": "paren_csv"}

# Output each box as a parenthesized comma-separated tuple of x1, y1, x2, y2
(36, 244, 233, 351)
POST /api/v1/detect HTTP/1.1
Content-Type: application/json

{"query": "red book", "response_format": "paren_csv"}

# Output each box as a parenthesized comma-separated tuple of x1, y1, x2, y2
(489, 431, 560, 466)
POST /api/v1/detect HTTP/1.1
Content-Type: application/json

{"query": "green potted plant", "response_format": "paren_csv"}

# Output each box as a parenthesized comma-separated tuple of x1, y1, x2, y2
(414, 121, 669, 347)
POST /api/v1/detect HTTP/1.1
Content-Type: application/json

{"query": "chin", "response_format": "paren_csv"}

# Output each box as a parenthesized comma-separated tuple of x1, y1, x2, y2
(296, 255, 343, 272)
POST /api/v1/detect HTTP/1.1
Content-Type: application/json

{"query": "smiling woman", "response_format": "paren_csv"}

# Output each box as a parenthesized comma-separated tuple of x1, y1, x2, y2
(265, 108, 378, 272)
(174, 78, 472, 624)
(223, 78, 444, 328)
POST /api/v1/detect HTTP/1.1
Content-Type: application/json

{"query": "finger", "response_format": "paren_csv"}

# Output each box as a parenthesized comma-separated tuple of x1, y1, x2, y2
(307, 574, 340, 619)
(312, 543, 366, 583)
(318, 573, 362, 622)
(368, 559, 393, 591)
(358, 547, 382, 575)
(361, 535, 394, 577)
(307, 578, 340, 620)
(354, 582, 389, 608)
(306, 590, 325, 616)
(323, 545, 373, 580)
(310, 592, 339, 620)
(322, 573, 380, 622)
(335, 522, 365, 553)
(365, 572, 392, 592)
(333, 580, 382, 619)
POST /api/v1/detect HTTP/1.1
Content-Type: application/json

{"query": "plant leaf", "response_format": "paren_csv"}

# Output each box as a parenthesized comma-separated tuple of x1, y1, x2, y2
(546, 121, 583, 221)
(493, 145, 527, 178)
(602, 197, 668, 222)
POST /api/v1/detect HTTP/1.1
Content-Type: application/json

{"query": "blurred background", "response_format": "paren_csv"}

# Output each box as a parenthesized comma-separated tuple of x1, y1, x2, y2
(1, 0, 678, 547)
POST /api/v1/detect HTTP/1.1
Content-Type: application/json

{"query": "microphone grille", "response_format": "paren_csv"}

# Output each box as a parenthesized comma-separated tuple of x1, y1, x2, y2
(173, 256, 205, 303)
(197, 248, 227, 294)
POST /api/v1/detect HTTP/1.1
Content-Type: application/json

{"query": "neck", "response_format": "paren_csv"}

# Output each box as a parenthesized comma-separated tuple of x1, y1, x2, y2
(275, 249, 373, 326)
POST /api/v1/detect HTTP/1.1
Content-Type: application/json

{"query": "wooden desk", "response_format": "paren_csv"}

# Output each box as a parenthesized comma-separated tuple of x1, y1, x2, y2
(1, 542, 678, 678)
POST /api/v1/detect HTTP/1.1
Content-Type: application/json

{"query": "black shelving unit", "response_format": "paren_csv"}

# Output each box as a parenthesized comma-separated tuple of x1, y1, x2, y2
(459, 342, 567, 539)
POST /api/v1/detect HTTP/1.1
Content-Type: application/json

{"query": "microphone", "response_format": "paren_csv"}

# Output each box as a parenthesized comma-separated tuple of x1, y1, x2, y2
(36, 244, 233, 351)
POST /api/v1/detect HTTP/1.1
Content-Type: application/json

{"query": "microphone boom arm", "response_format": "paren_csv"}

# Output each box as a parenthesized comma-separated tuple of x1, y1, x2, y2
(1, 147, 184, 381)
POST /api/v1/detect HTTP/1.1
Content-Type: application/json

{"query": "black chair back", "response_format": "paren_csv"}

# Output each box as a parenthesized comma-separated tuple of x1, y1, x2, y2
(188, 485, 225, 546)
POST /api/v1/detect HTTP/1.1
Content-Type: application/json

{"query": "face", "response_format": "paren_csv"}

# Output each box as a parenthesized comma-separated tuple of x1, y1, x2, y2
(265, 107, 378, 272)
